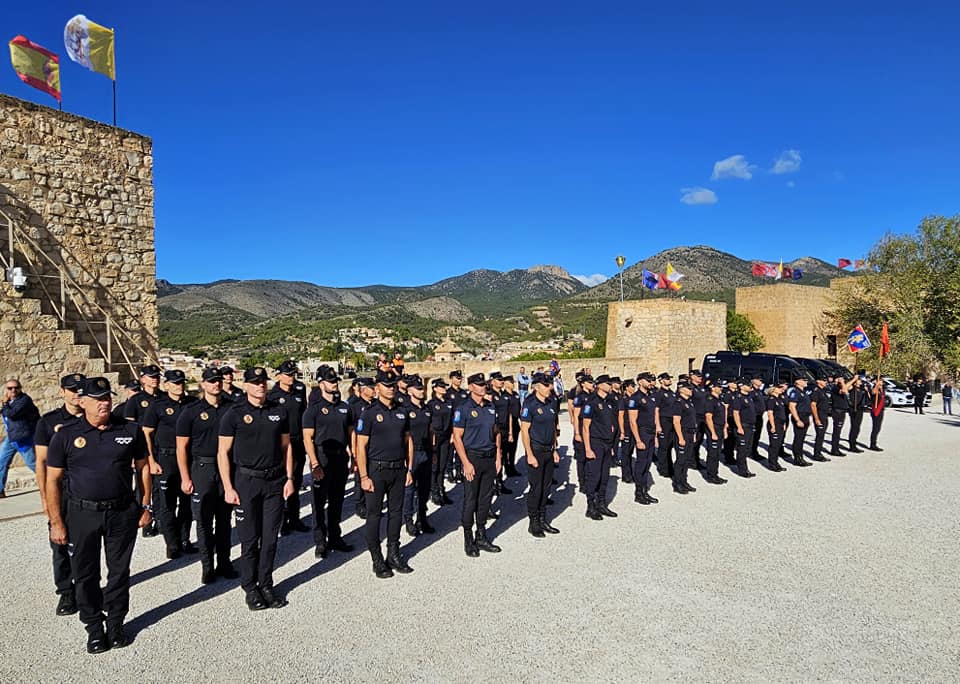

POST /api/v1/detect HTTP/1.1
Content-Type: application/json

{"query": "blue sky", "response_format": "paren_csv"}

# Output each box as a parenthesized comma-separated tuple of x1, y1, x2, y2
(3, 2, 957, 287)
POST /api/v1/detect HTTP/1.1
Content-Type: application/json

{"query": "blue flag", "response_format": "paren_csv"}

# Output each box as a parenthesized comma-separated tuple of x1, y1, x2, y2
(792, 268, 803, 281)
(847, 325, 872, 353)
(642, 269, 659, 290)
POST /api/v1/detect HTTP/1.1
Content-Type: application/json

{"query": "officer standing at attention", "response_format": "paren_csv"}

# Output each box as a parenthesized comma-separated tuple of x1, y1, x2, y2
(124, 364, 164, 538)
(846, 376, 868, 452)
(218, 367, 294, 611)
(219, 366, 245, 401)
(350, 377, 376, 519)
(749, 376, 766, 461)
(355, 373, 414, 578)
(34, 373, 85, 616)
(444, 370, 469, 484)
(654, 373, 676, 478)
(45, 377, 152, 653)
(402, 375, 436, 537)
(809, 377, 833, 462)
(176, 367, 238, 584)
(721, 378, 739, 465)
(764, 383, 788, 472)
(302, 366, 355, 560)
(689, 371, 708, 470)
(268, 360, 309, 535)
(617, 378, 636, 484)
(786, 377, 814, 467)
(111, 380, 140, 421)
(571, 374, 595, 493)
(671, 383, 698, 495)
(702, 382, 728, 485)
(627, 372, 659, 504)
(520, 372, 561, 537)
(502, 376, 522, 478)
(488, 372, 513, 496)
(829, 376, 854, 456)
(452, 373, 502, 557)
(731, 378, 758, 478)
(142, 369, 198, 559)
(427, 378, 453, 506)
(581, 375, 619, 519)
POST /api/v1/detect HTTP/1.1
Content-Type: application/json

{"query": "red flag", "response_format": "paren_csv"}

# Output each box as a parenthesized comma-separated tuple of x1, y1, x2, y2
(854, 259, 866, 270)
(657, 273, 670, 290)
(751, 262, 767, 277)
(782, 266, 793, 279)
(837, 258, 852, 269)
(880, 321, 890, 358)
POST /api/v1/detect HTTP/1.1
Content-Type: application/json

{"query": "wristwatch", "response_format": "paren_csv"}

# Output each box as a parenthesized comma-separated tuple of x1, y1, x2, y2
(142, 504, 153, 513)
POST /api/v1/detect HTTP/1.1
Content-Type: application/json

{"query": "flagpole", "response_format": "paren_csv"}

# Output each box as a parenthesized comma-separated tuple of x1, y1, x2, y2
(112, 80, 116, 127)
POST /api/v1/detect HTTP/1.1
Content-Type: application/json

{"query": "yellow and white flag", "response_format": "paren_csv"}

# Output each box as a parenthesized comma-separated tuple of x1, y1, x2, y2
(64, 14, 115, 80)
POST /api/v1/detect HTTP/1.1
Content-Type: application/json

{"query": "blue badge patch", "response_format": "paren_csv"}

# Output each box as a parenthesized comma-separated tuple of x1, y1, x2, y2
(521, 407, 529, 418)
(628, 400, 635, 408)
(583, 404, 592, 416)
(453, 410, 461, 422)
(356, 419, 364, 431)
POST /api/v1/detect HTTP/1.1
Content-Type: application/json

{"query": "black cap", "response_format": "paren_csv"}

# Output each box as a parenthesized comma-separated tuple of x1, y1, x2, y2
(432, 378, 448, 388)
(317, 366, 340, 383)
(276, 360, 298, 376)
(449, 370, 463, 379)
(637, 372, 655, 382)
(123, 379, 141, 391)
(677, 382, 693, 391)
(595, 374, 612, 385)
(503, 375, 515, 383)
(407, 376, 424, 389)
(138, 364, 161, 378)
(79, 377, 115, 398)
(737, 377, 752, 387)
(219, 366, 234, 376)
(356, 376, 375, 388)
(690, 369, 703, 377)
(723, 377, 738, 384)
(376, 371, 397, 386)
(678, 374, 689, 382)
(657, 372, 672, 381)
(467, 373, 486, 386)
(164, 369, 187, 384)
(622, 378, 636, 389)
(201, 367, 223, 382)
(244, 367, 268, 383)
(531, 372, 552, 386)
(60, 373, 86, 390)
(580, 374, 595, 385)
(610, 376, 621, 384)
(399, 374, 414, 385)
(489, 371, 503, 381)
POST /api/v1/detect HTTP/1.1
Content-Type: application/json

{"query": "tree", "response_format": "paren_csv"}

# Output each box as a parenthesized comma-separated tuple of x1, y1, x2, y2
(823, 215, 960, 377)
(726, 310, 764, 352)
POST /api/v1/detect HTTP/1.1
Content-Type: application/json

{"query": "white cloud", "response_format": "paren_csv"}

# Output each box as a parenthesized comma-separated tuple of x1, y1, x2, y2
(771, 149, 802, 174)
(786, 180, 796, 188)
(573, 273, 609, 287)
(680, 187, 718, 205)
(711, 154, 755, 180)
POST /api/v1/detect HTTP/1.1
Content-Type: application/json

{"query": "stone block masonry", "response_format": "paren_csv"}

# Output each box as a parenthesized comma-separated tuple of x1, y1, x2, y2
(735, 283, 833, 359)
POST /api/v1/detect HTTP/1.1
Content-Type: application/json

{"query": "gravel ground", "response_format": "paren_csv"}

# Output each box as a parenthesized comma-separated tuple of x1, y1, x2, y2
(0, 408, 958, 682)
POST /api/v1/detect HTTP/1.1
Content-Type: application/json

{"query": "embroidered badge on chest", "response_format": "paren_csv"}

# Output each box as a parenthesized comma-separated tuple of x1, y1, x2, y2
(74, 437, 86, 448)
(165, 407, 175, 415)
(141, 400, 149, 408)
(200, 412, 209, 421)
(322, 407, 329, 415)
(243, 415, 253, 424)
(376, 414, 384, 423)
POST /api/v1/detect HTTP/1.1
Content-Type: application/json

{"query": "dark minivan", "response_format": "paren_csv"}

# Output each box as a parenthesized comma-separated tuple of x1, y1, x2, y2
(702, 351, 815, 385)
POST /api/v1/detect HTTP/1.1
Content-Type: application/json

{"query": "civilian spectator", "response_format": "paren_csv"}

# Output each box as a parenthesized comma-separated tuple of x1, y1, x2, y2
(0, 378, 41, 497)
(942, 380, 954, 415)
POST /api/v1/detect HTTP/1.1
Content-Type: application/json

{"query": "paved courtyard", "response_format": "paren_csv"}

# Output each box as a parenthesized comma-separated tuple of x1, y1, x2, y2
(0, 408, 957, 682)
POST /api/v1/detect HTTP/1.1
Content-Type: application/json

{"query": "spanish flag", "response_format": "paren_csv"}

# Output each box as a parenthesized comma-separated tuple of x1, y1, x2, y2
(64, 14, 115, 80)
(8, 36, 61, 103)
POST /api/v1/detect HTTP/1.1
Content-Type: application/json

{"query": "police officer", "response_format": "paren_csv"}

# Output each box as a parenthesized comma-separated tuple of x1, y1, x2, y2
(427, 378, 453, 506)
(488, 372, 513, 496)
(124, 364, 164, 538)
(452, 373, 502, 557)
(721, 378, 739, 464)
(350, 376, 376, 518)
(830, 376, 854, 455)
(401, 375, 435, 537)
(111, 380, 140, 421)
(45, 377, 152, 653)
(220, 366, 245, 401)
(689, 370, 708, 470)
(218, 367, 294, 610)
(176, 367, 237, 584)
(847, 376, 868, 452)
(617, 378, 636, 484)
(764, 383, 788, 472)
(731, 378, 758, 478)
(521, 373, 560, 537)
(34, 372, 85, 615)
(502, 375, 522, 478)
(581, 375, 619, 519)
(810, 377, 832, 461)
(302, 366, 355, 559)
(703, 382, 728, 484)
(672, 383, 698, 494)
(142, 369, 198, 558)
(627, 372, 659, 503)
(654, 372, 676, 478)
(570, 374, 595, 493)
(444, 370, 469, 483)
(787, 377, 814, 467)
(355, 373, 414, 578)
(268, 360, 308, 535)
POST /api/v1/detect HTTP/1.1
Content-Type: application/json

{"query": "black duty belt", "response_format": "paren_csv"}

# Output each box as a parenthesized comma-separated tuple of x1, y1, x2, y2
(531, 441, 554, 452)
(369, 459, 406, 470)
(466, 449, 495, 459)
(70, 495, 134, 511)
(196, 456, 218, 464)
(158, 447, 177, 456)
(237, 465, 285, 479)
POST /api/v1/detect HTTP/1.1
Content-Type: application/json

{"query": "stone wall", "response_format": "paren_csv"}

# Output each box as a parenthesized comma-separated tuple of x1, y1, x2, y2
(735, 283, 834, 359)
(605, 300, 727, 375)
(0, 94, 158, 378)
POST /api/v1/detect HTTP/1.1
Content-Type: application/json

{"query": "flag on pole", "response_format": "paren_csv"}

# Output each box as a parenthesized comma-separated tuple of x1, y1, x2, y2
(665, 262, 683, 290)
(847, 325, 872, 353)
(8, 36, 61, 103)
(792, 267, 803, 281)
(641, 269, 659, 290)
(853, 259, 866, 270)
(782, 265, 794, 279)
(879, 321, 890, 358)
(64, 15, 115, 80)
(775, 259, 783, 280)
(751, 262, 767, 277)
(837, 258, 852, 269)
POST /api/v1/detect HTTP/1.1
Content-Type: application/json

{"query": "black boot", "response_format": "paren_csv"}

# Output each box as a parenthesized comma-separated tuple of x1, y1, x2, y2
(475, 527, 501, 553)
(201, 564, 216, 585)
(404, 518, 419, 537)
(442, 490, 454, 505)
(539, 511, 559, 534)
(245, 588, 268, 611)
(597, 496, 618, 517)
(463, 528, 480, 557)
(86, 622, 109, 654)
(585, 496, 603, 520)
(528, 514, 545, 538)
(216, 561, 239, 579)
(634, 489, 650, 504)
(418, 513, 436, 534)
(372, 549, 394, 578)
(56, 591, 77, 616)
(259, 586, 288, 608)
(386, 544, 413, 573)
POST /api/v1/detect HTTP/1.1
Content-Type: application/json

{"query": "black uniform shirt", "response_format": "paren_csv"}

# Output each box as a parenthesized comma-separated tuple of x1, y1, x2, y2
(675, 397, 697, 431)
(143, 394, 197, 450)
(732, 394, 757, 426)
(751, 388, 767, 417)
(452, 396, 498, 451)
(655, 388, 677, 422)
(406, 402, 432, 453)
(176, 398, 232, 460)
(223, 385, 245, 402)
(691, 385, 708, 418)
(445, 386, 470, 410)
(810, 387, 832, 418)
(219, 399, 290, 470)
(124, 389, 166, 424)
(302, 394, 353, 457)
(848, 386, 868, 412)
(34, 406, 82, 448)
(583, 393, 618, 443)
(706, 396, 726, 434)
(47, 416, 146, 501)
(831, 386, 850, 412)
(268, 382, 307, 440)
(428, 397, 453, 439)
(787, 387, 812, 416)
(506, 392, 521, 435)
(766, 395, 788, 429)
(357, 400, 410, 462)
(520, 394, 557, 448)
(628, 390, 657, 431)
(492, 390, 510, 429)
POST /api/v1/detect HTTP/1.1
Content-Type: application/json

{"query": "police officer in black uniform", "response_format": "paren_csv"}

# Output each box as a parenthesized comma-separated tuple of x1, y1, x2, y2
(350, 376, 376, 518)
(703, 382, 728, 484)
(124, 364, 164, 538)
(830, 376, 853, 455)
(34, 372, 85, 616)
(581, 375, 619, 519)
(45, 377, 152, 653)
(428, 378, 453, 506)
(731, 378, 758, 478)
(749, 376, 766, 460)
(672, 383, 698, 494)
(142, 369, 198, 559)
(627, 372, 659, 503)
(810, 377, 832, 461)
(444, 370, 469, 483)
(764, 383, 788, 472)
(488, 372, 513, 496)
(847, 376, 868, 452)
(721, 378, 739, 464)
(617, 378, 636, 484)
(111, 380, 140, 421)
(302, 365, 355, 559)
(570, 374, 595, 493)
(176, 367, 237, 584)
(786, 377, 814, 466)
(654, 372, 676, 478)
(521, 373, 561, 537)
(218, 367, 294, 610)
(268, 360, 309, 535)
(452, 373, 502, 557)
(355, 373, 414, 578)
(689, 371, 708, 470)
(502, 375, 522, 478)
(219, 366, 245, 402)
(401, 375, 435, 537)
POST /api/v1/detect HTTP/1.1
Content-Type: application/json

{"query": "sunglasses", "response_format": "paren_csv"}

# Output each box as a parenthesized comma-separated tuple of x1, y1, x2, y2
(6, 385, 21, 390)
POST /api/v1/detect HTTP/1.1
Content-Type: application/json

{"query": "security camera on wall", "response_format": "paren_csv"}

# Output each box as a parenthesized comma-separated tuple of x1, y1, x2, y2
(9, 266, 27, 292)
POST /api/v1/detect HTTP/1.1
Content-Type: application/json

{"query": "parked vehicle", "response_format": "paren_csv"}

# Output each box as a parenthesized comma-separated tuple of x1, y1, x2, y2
(702, 351, 814, 386)
(816, 359, 854, 381)
(882, 378, 915, 407)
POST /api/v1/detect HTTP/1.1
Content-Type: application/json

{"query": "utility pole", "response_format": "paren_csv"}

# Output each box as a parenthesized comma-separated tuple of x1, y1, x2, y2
(615, 255, 626, 302)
